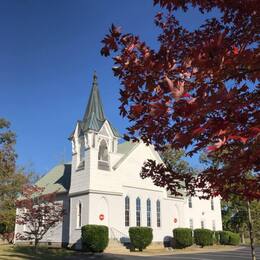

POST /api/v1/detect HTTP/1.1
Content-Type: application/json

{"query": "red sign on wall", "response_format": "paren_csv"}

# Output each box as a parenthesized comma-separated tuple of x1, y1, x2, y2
(174, 218, 177, 223)
(99, 214, 104, 221)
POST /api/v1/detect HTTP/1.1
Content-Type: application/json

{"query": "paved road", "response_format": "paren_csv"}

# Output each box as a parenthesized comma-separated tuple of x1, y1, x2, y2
(78, 247, 259, 260)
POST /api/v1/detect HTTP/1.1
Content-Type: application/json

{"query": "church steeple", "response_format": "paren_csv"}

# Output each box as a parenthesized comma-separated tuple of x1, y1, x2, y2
(80, 72, 120, 137)
(83, 72, 105, 123)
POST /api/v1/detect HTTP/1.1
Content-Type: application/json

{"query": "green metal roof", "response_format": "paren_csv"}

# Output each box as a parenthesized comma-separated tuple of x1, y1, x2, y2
(117, 141, 137, 154)
(77, 72, 120, 137)
(36, 163, 71, 194)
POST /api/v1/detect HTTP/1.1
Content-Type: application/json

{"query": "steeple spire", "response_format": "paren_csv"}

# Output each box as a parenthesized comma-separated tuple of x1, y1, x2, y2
(83, 72, 105, 123)
(74, 72, 120, 138)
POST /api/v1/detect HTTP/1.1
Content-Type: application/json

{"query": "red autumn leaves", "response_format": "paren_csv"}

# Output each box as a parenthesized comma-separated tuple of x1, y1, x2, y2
(101, 0, 260, 200)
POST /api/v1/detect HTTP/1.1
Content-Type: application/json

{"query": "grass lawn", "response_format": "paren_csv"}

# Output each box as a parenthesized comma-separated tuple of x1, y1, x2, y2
(0, 244, 75, 260)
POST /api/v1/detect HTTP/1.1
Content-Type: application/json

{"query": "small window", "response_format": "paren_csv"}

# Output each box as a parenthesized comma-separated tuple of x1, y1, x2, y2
(79, 138, 85, 162)
(212, 220, 216, 231)
(189, 219, 193, 229)
(77, 202, 82, 228)
(125, 196, 130, 227)
(136, 197, 141, 226)
(147, 199, 151, 227)
(156, 200, 161, 227)
(201, 220, 205, 229)
(211, 198, 214, 210)
(188, 197, 192, 208)
(98, 140, 109, 162)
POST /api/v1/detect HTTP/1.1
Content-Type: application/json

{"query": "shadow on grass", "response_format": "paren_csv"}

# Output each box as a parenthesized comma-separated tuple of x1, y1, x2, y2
(4, 246, 127, 260)
(6, 246, 73, 260)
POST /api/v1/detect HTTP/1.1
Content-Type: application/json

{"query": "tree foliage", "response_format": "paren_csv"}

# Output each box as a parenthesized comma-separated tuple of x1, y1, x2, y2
(101, 0, 259, 200)
(16, 185, 65, 248)
(0, 118, 27, 233)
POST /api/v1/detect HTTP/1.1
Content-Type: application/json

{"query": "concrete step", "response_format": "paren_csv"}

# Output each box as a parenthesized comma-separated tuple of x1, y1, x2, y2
(105, 239, 129, 253)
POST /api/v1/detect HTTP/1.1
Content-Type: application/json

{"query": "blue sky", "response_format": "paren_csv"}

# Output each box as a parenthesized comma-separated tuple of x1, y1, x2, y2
(0, 0, 218, 175)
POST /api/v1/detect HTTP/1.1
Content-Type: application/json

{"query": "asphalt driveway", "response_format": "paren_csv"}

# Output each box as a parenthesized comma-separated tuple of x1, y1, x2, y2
(79, 247, 258, 260)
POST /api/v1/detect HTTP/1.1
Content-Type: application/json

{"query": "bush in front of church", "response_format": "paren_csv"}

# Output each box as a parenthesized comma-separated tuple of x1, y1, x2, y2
(81, 225, 108, 252)
(173, 228, 193, 248)
(128, 227, 153, 251)
(219, 231, 240, 245)
(228, 232, 240, 245)
(194, 229, 213, 247)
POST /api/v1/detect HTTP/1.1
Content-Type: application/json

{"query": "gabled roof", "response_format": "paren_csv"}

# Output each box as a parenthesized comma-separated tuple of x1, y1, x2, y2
(36, 163, 71, 194)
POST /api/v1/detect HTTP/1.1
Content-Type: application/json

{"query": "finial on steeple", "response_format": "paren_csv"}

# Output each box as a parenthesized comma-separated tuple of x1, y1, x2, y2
(93, 71, 98, 87)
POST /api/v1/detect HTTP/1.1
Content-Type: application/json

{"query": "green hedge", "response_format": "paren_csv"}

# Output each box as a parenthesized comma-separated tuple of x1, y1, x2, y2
(229, 232, 240, 245)
(219, 231, 240, 245)
(173, 228, 193, 248)
(81, 225, 108, 252)
(194, 229, 213, 247)
(219, 231, 230, 245)
(129, 227, 153, 251)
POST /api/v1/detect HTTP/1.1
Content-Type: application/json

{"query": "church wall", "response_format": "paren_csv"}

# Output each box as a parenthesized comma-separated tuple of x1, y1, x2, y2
(182, 195, 223, 231)
(69, 194, 89, 248)
(69, 148, 91, 195)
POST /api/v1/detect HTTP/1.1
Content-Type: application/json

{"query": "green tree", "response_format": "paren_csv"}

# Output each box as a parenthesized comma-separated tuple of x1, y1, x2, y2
(158, 146, 196, 196)
(0, 118, 27, 233)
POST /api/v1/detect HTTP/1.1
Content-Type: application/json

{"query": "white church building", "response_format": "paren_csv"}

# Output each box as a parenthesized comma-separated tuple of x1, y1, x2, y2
(15, 74, 222, 248)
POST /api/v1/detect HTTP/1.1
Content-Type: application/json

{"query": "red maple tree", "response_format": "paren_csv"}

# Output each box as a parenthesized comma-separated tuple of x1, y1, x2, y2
(16, 185, 64, 248)
(101, 0, 260, 200)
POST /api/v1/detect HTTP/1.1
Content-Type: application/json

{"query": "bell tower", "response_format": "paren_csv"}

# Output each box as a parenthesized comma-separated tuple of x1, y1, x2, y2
(68, 73, 120, 195)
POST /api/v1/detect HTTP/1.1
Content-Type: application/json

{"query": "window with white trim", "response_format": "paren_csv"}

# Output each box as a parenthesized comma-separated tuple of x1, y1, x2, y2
(212, 220, 216, 231)
(98, 139, 109, 162)
(201, 220, 205, 229)
(156, 200, 161, 227)
(147, 199, 151, 227)
(136, 197, 141, 226)
(189, 218, 193, 229)
(188, 197, 192, 208)
(77, 202, 82, 228)
(125, 196, 130, 227)
(79, 138, 85, 162)
(211, 198, 214, 210)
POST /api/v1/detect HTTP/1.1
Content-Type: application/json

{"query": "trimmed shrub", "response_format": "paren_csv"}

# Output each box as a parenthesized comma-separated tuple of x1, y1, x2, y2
(219, 231, 231, 245)
(194, 229, 213, 247)
(219, 231, 240, 245)
(81, 225, 108, 252)
(129, 227, 153, 251)
(173, 228, 193, 248)
(229, 232, 240, 245)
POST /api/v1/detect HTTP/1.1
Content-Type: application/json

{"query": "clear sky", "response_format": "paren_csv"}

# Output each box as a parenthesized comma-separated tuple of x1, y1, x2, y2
(0, 0, 219, 175)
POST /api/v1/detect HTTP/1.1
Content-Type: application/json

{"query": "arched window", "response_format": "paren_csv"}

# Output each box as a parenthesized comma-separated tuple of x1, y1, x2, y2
(188, 197, 192, 208)
(211, 198, 214, 210)
(136, 197, 141, 226)
(79, 139, 85, 162)
(189, 218, 193, 229)
(201, 220, 205, 229)
(98, 140, 109, 162)
(156, 200, 161, 227)
(77, 202, 82, 228)
(212, 220, 216, 231)
(147, 199, 151, 227)
(125, 196, 130, 227)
